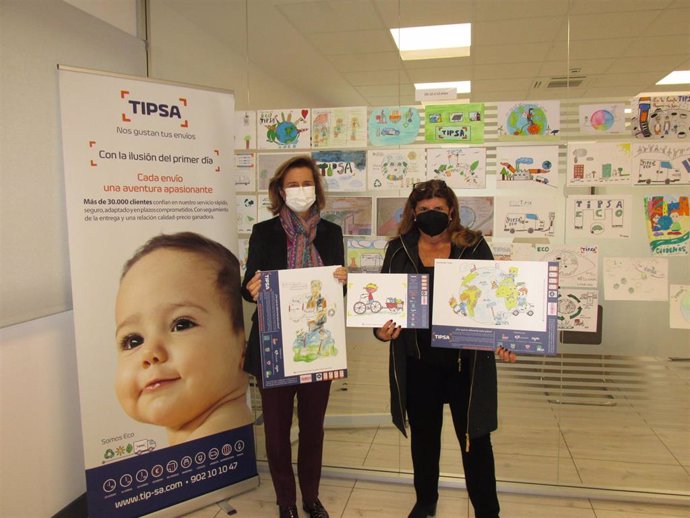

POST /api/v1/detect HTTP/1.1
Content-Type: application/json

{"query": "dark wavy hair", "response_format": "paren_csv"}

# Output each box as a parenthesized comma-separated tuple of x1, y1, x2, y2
(121, 232, 244, 333)
(267, 155, 326, 215)
(396, 179, 482, 247)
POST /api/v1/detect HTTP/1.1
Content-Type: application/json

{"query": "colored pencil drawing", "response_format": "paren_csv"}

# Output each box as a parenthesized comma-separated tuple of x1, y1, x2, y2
(603, 257, 668, 301)
(367, 148, 426, 190)
(496, 100, 560, 139)
(233, 152, 256, 192)
(312, 107, 367, 148)
(631, 94, 690, 140)
(346, 237, 387, 273)
(493, 197, 557, 238)
(632, 143, 690, 185)
(312, 150, 367, 192)
(257, 152, 297, 190)
(368, 106, 421, 146)
(236, 195, 257, 233)
(532, 245, 599, 289)
(257, 194, 273, 222)
(496, 145, 559, 189)
(424, 103, 485, 144)
(644, 196, 689, 256)
(566, 142, 632, 186)
(426, 147, 486, 188)
(322, 196, 372, 236)
(258, 108, 311, 149)
(578, 103, 625, 134)
(566, 195, 632, 239)
(376, 197, 407, 236)
(558, 288, 598, 332)
(669, 284, 690, 329)
(234, 110, 257, 150)
(458, 196, 494, 236)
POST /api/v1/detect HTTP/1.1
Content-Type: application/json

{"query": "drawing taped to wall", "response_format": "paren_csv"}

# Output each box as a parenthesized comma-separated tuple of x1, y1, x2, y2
(603, 257, 668, 301)
(346, 237, 388, 273)
(236, 195, 257, 233)
(579, 103, 626, 134)
(566, 142, 632, 186)
(426, 147, 486, 188)
(257, 194, 273, 222)
(632, 143, 690, 185)
(493, 196, 557, 238)
(257, 152, 296, 190)
(368, 106, 421, 146)
(233, 152, 256, 192)
(234, 110, 257, 150)
(367, 148, 426, 190)
(558, 288, 599, 332)
(566, 195, 632, 239)
(496, 100, 560, 139)
(423, 103, 485, 144)
(458, 196, 494, 236)
(644, 195, 689, 256)
(321, 196, 372, 236)
(312, 106, 367, 148)
(376, 197, 407, 236)
(669, 284, 690, 329)
(258, 108, 311, 150)
(312, 150, 367, 192)
(631, 94, 690, 140)
(496, 145, 559, 189)
(532, 244, 599, 289)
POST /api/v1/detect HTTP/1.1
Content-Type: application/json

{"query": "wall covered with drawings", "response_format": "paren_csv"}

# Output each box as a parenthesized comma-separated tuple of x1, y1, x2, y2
(234, 95, 690, 357)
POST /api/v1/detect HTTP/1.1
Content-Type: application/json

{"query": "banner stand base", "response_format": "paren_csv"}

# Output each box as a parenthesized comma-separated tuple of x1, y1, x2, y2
(142, 475, 259, 518)
(217, 500, 238, 515)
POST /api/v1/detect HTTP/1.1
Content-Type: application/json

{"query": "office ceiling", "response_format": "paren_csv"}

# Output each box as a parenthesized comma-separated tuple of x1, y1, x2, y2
(164, 0, 690, 106)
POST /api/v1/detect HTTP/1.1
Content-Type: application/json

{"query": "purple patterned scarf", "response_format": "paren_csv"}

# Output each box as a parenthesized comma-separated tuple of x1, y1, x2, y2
(279, 205, 324, 269)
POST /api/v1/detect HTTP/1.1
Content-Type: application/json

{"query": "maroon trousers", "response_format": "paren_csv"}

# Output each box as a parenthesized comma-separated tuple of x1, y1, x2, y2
(258, 380, 332, 507)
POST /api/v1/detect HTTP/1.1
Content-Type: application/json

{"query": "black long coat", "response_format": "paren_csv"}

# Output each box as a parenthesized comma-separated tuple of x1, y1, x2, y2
(378, 229, 498, 438)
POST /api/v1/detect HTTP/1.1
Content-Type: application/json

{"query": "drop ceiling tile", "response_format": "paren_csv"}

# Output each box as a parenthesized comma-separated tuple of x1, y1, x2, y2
(355, 84, 415, 97)
(546, 39, 632, 60)
(307, 29, 395, 55)
(607, 55, 687, 74)
(623, 35, 690, 57)
(328, 52, 402, 72)
(538, 59, 614, 77)
(401, 56, 472, 70)
(344, 69, 410, 86)
(473, 62, 542, 80)
(277, 1, 384, 33)
(473, 17, 563, 46)
(591, 71, 662, 87)
(569, 12, 653, 40)
(472, 0, 570, 21)
(473, 43, 550, 64)
(569, 0, 673, 14)
(405, 66, 472, 83)
(472, 78, 533, 93)
(644, 8, 690, 36)
(374, 0, 473, 27)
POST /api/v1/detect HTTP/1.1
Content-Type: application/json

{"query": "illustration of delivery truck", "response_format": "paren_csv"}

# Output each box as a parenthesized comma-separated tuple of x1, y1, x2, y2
(504, 212, 555, 234)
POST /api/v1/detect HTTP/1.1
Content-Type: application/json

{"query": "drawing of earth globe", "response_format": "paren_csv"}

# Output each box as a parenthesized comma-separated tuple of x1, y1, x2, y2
(589, 109, 615, 131)
(276, 121, 299, 145)
(458, 268, 508, 324)
(460, 206, 477, 228)
(507, 104, 548, 136)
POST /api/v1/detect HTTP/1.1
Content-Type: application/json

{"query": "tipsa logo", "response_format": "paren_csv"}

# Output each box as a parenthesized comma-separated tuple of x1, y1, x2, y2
(434, 333, 450, 340)
(263, 273, 271, 290)
(120, 90, 189, 127)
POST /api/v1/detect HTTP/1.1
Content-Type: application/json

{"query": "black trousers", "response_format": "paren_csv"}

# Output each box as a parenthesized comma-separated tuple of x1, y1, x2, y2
(259, 380, 332, 507)
(406, 356, 500, 518)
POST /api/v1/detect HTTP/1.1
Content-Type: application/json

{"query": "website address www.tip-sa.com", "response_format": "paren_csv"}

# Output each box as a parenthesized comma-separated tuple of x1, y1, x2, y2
(113, 481, 183, 509)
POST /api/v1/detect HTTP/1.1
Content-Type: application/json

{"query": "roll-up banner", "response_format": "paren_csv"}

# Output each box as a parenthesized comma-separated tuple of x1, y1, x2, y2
(58, 67, 258, 517)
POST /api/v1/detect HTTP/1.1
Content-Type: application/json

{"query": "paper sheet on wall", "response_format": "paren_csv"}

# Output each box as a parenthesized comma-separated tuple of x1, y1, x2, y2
(603, 257, 668, 301)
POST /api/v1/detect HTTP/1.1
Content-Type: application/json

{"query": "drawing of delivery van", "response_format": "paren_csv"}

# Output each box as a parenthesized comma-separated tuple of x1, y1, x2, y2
(504, 212, 555, 234)
(636, 158, 683, 184)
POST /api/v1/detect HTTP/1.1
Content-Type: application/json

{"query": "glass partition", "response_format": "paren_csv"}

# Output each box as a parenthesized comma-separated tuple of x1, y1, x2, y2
(148, 0, 690, 500)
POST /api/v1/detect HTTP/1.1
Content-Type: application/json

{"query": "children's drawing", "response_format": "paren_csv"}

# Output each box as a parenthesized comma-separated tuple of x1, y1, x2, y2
(312, 106, 367, 148)
(490, 242, 534, 261)
(346, 237, 388, 273)
(432, 259, 559, 355)
(321, 196, 372, 235)
(496, 145, 559, 189)
(644, 196, 689, 256)
(346, 273, 429, 328)
(258, 108, 311, 150)
(233, 152, 256, 192)
(257, 194, 273, 222)
(566, 195, 632, 239)
(237, 238, 249, 278)
(558, 288, 599, 332)
(458, 196, 494, 236)
(496, 100, 560, 139)
(631, 94, 690, 140)
(493, 197, 557, 238)
(426, 147, 486, 188)
(368, 106, 421, 146)
(312, 150, 367, 192)
(669, 284, 690, 329)
(578, 103, 625, 134)
(257, 153, 296, 190)
(236, 195, 257, 233)
(234, 110, 257, 150)
(566, 142, 632, 186)
(632, 143, 690, 185)
(603, 257, 668, 301)
(367, 149, 426, 190)
(423, 103, 485, 144)
(376, 197, 407, 236)
(532, 244, 599, 289)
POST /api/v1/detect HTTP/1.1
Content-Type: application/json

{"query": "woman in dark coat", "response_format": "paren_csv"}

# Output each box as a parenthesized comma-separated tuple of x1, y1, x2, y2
(241, 155, 346, 518)
(374, 179, 516, 518)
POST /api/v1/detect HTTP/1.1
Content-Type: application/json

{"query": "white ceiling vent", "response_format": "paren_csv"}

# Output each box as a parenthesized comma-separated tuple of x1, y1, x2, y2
(533, 76, 586, 89)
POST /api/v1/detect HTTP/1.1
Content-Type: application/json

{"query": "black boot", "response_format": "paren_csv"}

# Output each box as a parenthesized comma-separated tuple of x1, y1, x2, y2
(408, 501, 437, 518)
(302, 498, 329, 518)
(279, 505, 300, 518)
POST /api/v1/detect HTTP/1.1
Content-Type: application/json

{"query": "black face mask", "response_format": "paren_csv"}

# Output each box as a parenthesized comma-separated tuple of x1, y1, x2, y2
(415, 210, 449, 237)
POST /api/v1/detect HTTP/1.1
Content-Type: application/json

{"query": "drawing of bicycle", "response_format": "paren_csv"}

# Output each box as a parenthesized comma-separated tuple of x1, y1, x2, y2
(353, 293, 382, 314)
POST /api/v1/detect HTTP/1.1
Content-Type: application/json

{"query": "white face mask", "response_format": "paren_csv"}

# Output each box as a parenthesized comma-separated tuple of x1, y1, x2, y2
(283, 186, 316, 213)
